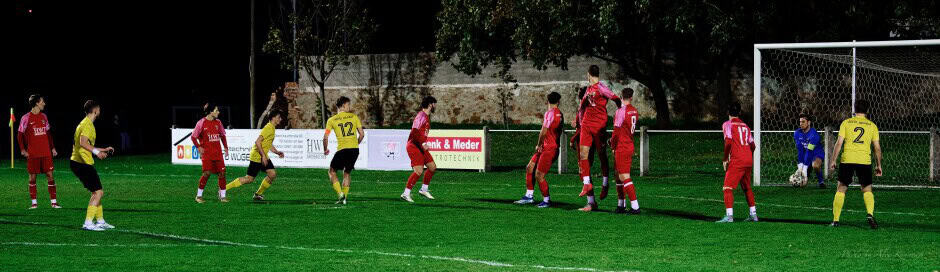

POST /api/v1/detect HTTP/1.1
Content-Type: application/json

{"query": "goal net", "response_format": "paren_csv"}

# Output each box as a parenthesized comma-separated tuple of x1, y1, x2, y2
(754, 40, 940, 187)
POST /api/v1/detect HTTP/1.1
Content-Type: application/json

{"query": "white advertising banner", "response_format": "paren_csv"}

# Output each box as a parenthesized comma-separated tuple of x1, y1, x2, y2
(171, 128, 486, 171)
(171, 128, 367, 169)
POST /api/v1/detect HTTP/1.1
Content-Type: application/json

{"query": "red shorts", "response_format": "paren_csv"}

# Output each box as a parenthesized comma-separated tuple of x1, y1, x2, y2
(578, 125, 604, 148)
(723, 166, 753, 189)
(201, 159, 226, 174)
(27, 157, 54, 174)
(614, 146, 634, 174)
(407, 143, 434, 167)
(529, 149, 557, 174)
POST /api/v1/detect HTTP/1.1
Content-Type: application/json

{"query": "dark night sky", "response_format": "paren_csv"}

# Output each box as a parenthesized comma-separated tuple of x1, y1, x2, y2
(9, 1, 440, 155)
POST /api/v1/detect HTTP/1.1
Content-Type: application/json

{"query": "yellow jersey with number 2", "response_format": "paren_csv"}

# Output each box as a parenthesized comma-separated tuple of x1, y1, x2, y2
(838, 116, 879, 165)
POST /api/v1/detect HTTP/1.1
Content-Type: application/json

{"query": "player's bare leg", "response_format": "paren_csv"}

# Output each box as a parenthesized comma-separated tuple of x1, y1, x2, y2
(418, 162, 436, 199)
(534, 170, 551, 208)
(515, 161, 537, 204)
(44, 171, 59, 208)
(401, 166, 424, 203)
(28, 174, 38, 209)
(577, 145, 593, 197)
(196, 171, 211, 203)
(253, 169, 276, 200)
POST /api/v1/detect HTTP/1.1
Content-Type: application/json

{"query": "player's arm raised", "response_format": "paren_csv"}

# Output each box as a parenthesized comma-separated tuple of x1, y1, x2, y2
(872, 139, 883, 176)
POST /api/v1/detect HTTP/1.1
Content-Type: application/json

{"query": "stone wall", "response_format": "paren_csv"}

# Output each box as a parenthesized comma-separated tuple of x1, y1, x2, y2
(284, 53, 749, 128)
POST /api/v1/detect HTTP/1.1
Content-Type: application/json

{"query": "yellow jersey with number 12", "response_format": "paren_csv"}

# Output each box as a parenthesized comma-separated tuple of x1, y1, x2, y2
(326, 112, 362, 151)
(838, 115, 879, 165)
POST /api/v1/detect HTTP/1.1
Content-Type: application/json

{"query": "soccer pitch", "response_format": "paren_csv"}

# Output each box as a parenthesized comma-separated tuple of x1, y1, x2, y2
(1, 151, 938, 271)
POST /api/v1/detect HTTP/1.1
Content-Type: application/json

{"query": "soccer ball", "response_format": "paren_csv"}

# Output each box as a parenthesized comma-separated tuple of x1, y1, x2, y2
(789, 173, 807, 187)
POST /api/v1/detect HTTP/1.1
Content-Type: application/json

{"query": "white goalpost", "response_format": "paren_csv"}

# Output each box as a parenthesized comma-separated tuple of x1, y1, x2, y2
(753, 39, 940, 187)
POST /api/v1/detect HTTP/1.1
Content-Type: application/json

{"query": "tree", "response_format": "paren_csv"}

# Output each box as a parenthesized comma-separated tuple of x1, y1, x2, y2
(264, 0, 374, 128)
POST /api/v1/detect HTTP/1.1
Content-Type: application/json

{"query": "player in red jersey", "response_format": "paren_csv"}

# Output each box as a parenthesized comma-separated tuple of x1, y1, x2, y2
(401, 96, 438, 203)
(17, 94, 60, 209)
(569, 87, 613, 202)
(576, 65, 622, 212)
(191, 102, 229, 203)
(514, 92, 564, 208)
(717, 102, 758, 223)
(611, 88, 640, 214)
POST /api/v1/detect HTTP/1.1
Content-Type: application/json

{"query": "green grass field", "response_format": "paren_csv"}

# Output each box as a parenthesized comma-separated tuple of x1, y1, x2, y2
(1, 147, 938, 271)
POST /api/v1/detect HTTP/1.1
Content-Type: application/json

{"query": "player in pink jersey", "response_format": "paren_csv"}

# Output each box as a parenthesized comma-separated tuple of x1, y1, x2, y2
(514, 92, 564, 208)
(575, 65, 622, 212)
(610, 88, 640, 214)
(717, 102, 758, 223)
(17, 94, 60, 209)
(191, 102, 229, 203)
(401, 96, 437, 203)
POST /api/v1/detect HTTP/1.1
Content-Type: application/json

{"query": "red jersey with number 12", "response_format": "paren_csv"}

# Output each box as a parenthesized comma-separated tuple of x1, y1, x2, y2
(722, 117, 754, 167)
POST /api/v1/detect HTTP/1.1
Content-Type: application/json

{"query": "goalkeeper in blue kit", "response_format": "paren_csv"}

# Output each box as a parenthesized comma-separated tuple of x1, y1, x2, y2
(794, 114, 826, 188)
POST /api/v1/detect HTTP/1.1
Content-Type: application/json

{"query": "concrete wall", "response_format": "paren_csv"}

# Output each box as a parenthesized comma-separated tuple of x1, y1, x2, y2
(286, 53, 748, 128)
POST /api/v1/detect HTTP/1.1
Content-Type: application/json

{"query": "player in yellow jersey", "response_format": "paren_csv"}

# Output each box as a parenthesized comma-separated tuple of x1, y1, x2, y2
(323, 97, 364, 205)
(225, 110, 285, 201)
(69, 100, 116, 231)
(829, 100, 882, 229)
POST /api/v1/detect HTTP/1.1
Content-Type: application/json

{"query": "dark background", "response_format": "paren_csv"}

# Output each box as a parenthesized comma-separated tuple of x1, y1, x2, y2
(8, 1, 440, 156)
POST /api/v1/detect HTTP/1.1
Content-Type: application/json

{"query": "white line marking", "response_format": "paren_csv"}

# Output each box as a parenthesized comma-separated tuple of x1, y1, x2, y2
(650, 195, 932, 217)
(0, 219, 636, 272)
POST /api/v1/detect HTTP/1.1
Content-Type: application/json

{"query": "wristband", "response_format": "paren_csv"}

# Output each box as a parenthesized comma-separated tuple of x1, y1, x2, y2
(92, 149, 101, 155)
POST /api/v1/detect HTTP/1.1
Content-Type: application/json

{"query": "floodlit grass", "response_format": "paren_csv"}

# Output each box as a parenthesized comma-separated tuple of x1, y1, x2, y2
(1, 152, 937, 271)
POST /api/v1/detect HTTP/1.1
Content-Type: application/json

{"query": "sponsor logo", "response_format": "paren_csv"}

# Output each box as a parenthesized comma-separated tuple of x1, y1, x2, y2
(426, 137, 482, 152)
(382, 141, 399, 159)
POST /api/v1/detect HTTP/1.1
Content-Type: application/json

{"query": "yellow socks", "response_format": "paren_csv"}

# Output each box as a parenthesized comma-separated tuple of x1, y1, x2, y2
(95, 205, 104, 222)
(85, 206, 96, 224)
(342, 185, 350, 196)
(331, 181, 343, 196)
(226, 179, 242, 190)
(255, 178, 272, 195)
(863, 191, 875, 215)
(833, 192, 845, 222)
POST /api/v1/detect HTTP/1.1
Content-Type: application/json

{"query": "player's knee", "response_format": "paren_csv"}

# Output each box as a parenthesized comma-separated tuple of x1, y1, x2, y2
(413, 168, 424, 176)
(426, 164, 436, 172)
(202, 171, 211, 177)
(535, 171, 546, 180)
(526, 163, 535, 172)
(267, 173, 277, 181)
(243, 176, 255, 183)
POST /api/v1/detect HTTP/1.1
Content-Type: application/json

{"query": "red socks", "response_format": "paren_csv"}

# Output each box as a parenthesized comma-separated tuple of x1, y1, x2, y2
(28, 178, 37, 200)
(723, 189, 735, 209)
(740, 181, 756, 207)
(406, 172, 420, 189)
(616, 182, 625, 200)
(198, 175, 209, 190)
(578, 159, 591, 179)
(217, 175, 227, 190)
(623, 179, 637, 201)
(525, 171, 534, 190)
(423, 170, 434, 185)
(47, 179, 57, 200)
(537, 178, 550, 197)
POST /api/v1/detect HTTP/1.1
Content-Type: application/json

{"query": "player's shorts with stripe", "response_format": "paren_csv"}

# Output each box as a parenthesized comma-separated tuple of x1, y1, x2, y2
(838, 163, 872, 186)
(614, 146, 634, 174)
(330, 148, 359, 173)
(529, 149, 557, 174)
(27, 156, 54, 174)
(723, 165, 752, 189)
(246, 160, 275, 177)
(70, 161, 102, 192)
(201, 159, 225, 174)
(406, 143, 434, 167)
